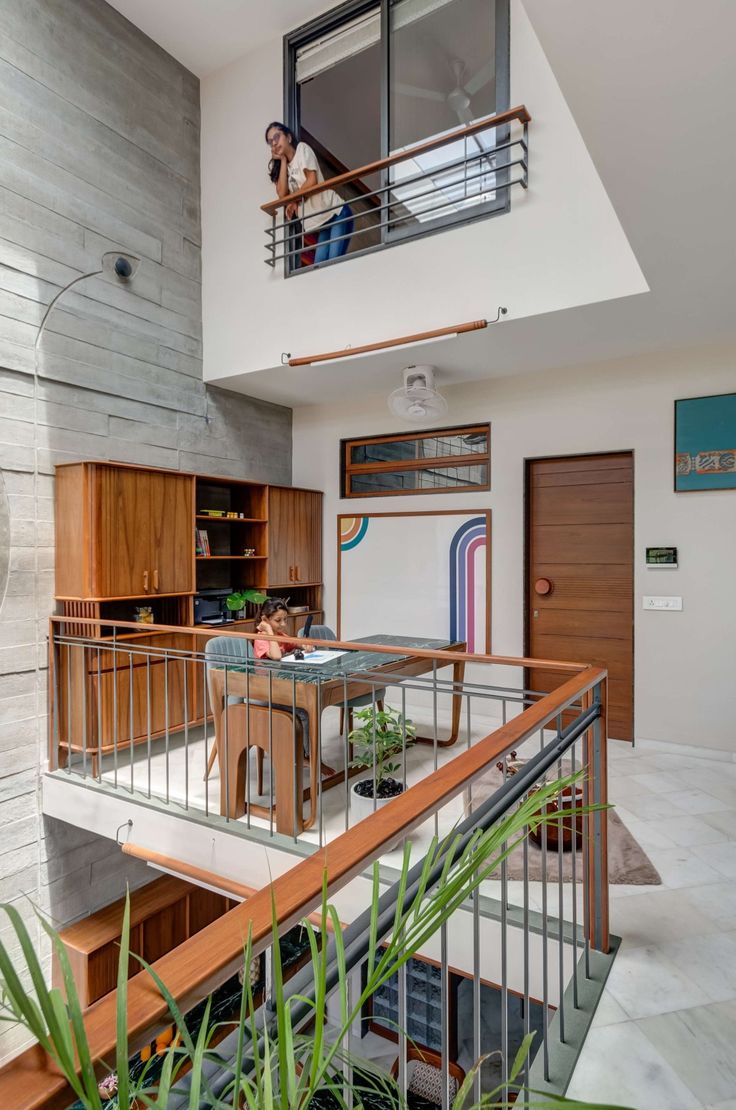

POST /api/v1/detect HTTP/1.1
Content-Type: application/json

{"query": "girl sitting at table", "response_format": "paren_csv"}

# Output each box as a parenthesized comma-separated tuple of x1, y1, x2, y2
(254, 598, 315, 661)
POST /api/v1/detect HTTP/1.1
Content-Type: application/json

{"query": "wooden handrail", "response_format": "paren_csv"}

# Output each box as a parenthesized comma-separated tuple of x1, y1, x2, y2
(0, 664, 604, 1109)
(261, 105, 531, 215)
(49, 614, 587, 674)
(286, 318, 487, 367)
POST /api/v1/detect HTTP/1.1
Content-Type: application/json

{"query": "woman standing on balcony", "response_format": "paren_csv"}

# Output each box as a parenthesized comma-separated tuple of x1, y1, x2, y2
(266, 121, 354, 265)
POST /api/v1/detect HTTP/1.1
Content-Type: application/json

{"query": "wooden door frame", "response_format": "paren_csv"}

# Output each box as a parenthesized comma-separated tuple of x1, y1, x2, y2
(523, 450, 635, 737)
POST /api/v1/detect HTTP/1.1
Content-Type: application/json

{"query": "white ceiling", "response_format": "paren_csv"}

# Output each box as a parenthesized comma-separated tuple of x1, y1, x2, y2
(110, 0, 736, 405)
(106, 0, 322, 77)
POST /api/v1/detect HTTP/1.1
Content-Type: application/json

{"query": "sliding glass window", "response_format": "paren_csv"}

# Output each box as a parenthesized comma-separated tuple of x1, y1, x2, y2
(284, 0, 509, 263)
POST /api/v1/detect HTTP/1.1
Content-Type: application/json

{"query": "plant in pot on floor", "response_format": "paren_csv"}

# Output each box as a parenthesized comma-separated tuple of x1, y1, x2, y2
(349, 704, 416, 818)
(225, 588, 266, 621)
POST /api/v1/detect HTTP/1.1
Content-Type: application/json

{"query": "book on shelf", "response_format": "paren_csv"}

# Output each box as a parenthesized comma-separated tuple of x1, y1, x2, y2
(195, 528, 211, 556)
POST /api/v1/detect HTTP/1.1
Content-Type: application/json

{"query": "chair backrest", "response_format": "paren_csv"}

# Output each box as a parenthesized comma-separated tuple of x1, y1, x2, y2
(204, 634, 253, 667)
(205, 635, 255, 707)
(297, 623, 335, 641)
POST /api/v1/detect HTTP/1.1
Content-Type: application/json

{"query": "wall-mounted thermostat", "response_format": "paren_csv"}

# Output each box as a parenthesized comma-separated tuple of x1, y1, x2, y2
(646, 546, 678, 569)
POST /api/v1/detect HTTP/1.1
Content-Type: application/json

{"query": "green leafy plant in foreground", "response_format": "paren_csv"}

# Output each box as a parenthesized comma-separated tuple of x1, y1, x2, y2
(0, 774, 632, 1109)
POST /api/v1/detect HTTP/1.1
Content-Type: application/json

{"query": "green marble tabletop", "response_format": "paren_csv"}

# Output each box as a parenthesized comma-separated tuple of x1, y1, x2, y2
(210, 633, 455, 686)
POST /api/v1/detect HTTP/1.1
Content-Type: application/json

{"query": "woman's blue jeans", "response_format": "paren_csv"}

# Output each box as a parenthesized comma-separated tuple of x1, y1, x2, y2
(314, 205, 354, 264)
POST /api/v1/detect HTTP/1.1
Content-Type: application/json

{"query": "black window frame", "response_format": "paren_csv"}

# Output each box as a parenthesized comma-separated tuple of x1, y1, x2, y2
(282, 0, 510, 276)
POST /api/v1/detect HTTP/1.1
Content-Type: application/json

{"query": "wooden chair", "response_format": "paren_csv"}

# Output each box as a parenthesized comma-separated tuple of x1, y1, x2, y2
(390, 1045, 466, 1106)
(203, 636, 304, 826)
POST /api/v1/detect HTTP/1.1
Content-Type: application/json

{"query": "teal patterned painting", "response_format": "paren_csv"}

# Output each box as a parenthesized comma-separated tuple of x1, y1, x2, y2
(674, 392, 736, 491)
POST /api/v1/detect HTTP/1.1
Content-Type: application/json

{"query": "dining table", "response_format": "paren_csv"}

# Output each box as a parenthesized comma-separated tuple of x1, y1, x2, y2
(208, 634, 467, 836)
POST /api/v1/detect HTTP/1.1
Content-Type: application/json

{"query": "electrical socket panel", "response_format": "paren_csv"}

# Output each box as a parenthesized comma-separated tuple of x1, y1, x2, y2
(642, 596, 683, 611)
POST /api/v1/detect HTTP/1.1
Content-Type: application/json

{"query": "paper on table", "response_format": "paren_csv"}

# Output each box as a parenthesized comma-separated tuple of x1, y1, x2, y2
(280, 649, 349, 665)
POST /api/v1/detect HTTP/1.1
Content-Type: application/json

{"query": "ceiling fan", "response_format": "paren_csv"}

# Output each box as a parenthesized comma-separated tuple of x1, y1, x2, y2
(395, 58, 495, 126)
(388, 366, 448, 423)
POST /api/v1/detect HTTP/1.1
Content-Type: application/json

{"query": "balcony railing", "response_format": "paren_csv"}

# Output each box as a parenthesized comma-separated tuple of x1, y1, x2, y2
(46, 616, 599, 855)
(262, 105, 530, 273)
(1, 620, 611, 1108)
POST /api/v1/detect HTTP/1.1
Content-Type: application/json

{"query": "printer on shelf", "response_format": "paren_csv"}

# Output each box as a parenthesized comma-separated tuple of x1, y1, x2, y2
(193, 588, 233, 626)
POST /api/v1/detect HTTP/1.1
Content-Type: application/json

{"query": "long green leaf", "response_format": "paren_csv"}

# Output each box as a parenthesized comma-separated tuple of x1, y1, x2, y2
(115, 891, 131, 1110)
(188, 994, 212, 1108)
(38, 913, 101, 1106)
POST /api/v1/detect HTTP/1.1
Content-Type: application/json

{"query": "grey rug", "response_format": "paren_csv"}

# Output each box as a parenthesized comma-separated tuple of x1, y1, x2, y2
(469, 768, 661, 886)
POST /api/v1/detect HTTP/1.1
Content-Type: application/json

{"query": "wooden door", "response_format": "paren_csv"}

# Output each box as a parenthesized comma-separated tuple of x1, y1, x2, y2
(149, 472, 194, 594)
(92, 466, 151, 598)
(526, 453, 634, 741)
(290, 490, 322, 584)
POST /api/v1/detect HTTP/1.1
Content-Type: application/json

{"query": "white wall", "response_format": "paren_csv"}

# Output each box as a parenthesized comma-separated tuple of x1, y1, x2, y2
(292, 345, 736, 754)
(200, 0, 646, 382)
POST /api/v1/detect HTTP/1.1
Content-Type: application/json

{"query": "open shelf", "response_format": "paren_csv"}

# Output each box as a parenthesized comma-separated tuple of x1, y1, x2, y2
(196, 556, 266, 561)
(195, 516, 267, 523)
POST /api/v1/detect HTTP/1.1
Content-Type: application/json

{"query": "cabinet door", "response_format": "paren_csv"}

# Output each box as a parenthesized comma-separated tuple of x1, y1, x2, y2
(92, 467, 151, 598)
(149, 472, 194, 594)
(267, 487, 295, 586)
(290, 490, 322, 584)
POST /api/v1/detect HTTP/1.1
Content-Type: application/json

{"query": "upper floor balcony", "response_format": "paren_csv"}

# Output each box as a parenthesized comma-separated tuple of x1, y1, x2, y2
(262, 106, 530, 276)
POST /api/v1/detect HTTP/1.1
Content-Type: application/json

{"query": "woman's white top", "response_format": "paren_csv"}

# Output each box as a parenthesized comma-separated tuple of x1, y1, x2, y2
(286, 142, 342, 233)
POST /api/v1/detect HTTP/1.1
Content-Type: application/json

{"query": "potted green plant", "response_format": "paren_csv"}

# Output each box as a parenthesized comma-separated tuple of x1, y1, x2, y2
(349, 704, 416, 818)
(225, 588, 266, 620)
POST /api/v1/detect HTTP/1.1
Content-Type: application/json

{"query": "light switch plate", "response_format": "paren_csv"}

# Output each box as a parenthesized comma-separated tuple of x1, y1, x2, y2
(642, 596, 683, 611)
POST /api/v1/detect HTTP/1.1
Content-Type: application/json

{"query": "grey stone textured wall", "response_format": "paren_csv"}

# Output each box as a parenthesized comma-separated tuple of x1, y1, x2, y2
(0, 0, 292, 1062)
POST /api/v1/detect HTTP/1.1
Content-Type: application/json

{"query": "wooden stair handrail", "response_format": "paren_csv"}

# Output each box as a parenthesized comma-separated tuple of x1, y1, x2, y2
(49, 614, 586, 675)
(261, 105, 531, 215)
(0, 664, 604, 1109)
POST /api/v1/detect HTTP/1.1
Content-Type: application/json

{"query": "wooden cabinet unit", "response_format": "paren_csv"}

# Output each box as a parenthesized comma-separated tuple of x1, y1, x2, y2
(54, 876, 235, 1008)
(268, 487, 323, 586)
(53, 461, 324, 772)
(56, 462, 195, 600)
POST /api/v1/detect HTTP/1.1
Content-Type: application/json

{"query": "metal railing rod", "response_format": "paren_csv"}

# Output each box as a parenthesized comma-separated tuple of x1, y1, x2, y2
(204, 702, 598, 1100)
(266, 141, 524, 243)
(268, 170, 527, 266)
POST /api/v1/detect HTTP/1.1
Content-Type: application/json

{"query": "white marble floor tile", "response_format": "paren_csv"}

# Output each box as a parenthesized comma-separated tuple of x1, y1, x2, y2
(612, 813, 678, 853)
(608, 773, 663, 799)
(604, 943, 710, 1020)
(680, 881, 736, 931)
(637, 1000, 736, 1105)
(628, 771, 689, 795)
(613, 791, 689, 821)
(646, 846, 722, 889)
(705, 1101, 736, 1110)
(610, 888, 720, 945)
(692, 841, 736, 879)
(590, 989, 630, 1028)
(701, 809, 736, 839)
(653, 814, 730, 848)
(659, 931, 736, 1004)
(662, 789, 732, 816)
(565, 1021, 701, 1110)
(686, 776, 736, 806)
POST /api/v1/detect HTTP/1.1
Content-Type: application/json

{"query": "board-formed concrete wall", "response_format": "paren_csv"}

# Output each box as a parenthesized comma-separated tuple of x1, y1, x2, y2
(0, 0, 291, 1062)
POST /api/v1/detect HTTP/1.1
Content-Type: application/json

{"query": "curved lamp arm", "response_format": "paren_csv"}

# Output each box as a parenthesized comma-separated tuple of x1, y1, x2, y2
(34, 269, 103, 351)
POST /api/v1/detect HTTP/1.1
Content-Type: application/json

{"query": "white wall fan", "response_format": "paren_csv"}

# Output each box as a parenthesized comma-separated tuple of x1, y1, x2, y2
(388, 366, 448, 422)
(395, 58, 495, 126)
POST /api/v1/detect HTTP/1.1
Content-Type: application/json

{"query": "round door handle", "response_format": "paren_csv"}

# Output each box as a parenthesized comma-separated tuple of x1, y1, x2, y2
(534, 578, 552, 596)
